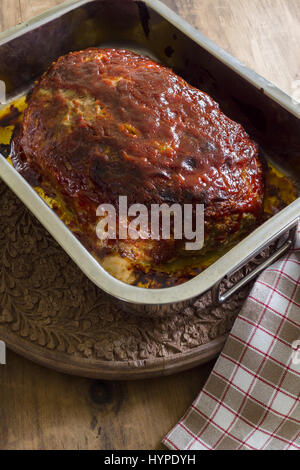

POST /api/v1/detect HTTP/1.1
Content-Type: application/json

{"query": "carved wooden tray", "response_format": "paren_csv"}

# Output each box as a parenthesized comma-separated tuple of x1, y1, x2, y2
(0, 180, 254, 379)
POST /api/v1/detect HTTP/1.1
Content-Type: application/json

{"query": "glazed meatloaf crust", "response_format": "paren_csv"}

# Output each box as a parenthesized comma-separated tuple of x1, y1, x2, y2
(11, 48, 264, 275)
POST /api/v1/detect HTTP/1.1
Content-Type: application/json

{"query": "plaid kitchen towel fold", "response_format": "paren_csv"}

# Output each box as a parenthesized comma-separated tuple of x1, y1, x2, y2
(163, 226, 300, 450)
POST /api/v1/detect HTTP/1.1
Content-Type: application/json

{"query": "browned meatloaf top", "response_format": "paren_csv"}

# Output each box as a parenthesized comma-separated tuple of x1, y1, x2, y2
(11, 48, 264, 267)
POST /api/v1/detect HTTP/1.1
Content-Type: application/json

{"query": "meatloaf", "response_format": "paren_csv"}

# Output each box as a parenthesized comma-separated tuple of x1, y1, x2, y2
(11, 48, 264, 280)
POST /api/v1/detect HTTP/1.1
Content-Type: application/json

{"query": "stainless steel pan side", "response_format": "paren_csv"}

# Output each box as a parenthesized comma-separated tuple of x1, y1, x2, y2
(0, 0, 299, 313)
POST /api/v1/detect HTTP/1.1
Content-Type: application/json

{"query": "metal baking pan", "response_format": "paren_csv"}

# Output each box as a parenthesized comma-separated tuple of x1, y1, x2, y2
(0, 0, 299, 315)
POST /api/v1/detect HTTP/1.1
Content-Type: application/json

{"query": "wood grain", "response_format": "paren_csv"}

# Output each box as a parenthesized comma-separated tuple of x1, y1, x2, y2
(1, 349, 214, 450)
(163, 0, 300, 97)
(19, 0, 65, 22)
(0, 0, 22, 31)
(0, 0, 299, 450)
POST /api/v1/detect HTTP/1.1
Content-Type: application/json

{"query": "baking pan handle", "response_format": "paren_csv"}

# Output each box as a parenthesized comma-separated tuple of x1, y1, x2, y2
(212, 229, 296, 304)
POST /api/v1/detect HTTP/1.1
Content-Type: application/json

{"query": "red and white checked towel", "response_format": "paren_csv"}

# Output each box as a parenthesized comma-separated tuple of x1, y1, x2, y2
(163, 225, 300, 450)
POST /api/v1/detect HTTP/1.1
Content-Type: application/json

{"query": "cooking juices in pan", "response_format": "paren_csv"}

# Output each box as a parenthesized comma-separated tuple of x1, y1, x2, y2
(0, 74, 297, 288)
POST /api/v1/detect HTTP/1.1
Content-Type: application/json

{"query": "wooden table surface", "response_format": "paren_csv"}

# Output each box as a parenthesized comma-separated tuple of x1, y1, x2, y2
(0, 0, 299, 450)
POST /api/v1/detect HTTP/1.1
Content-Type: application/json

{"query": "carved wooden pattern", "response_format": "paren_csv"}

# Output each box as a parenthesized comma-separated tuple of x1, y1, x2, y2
(0, 179, 267, 378)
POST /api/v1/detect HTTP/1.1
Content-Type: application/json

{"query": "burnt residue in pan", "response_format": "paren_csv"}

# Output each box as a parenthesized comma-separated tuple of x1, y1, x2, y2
(0, 104, 21, 128)
(0, 104, 23, 159)
(0, 96, 28, 159)
(0, 143, 10, 158)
